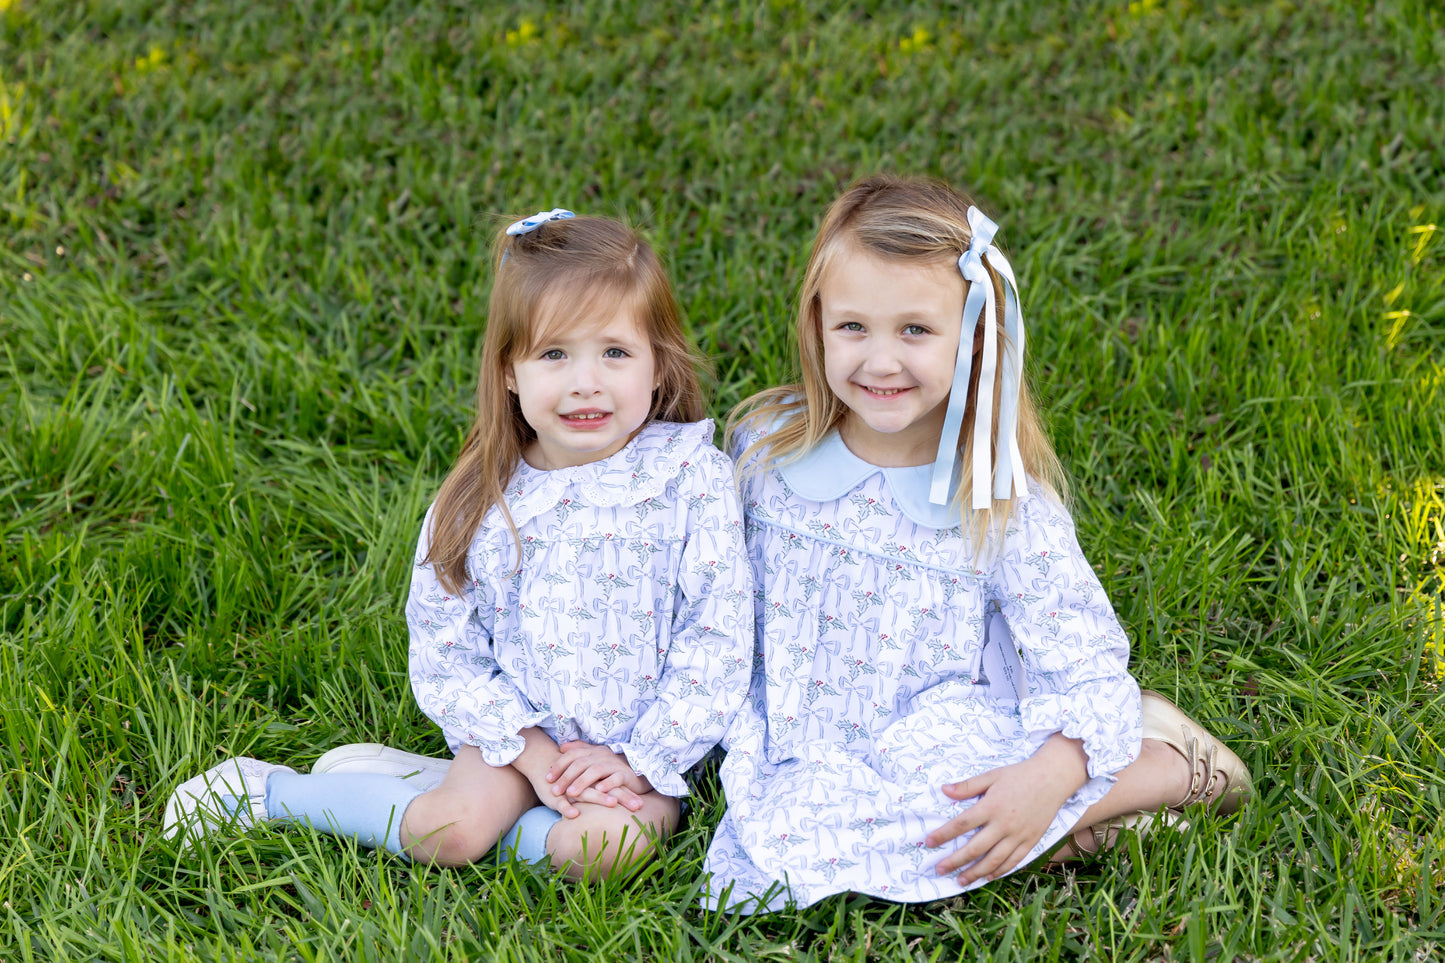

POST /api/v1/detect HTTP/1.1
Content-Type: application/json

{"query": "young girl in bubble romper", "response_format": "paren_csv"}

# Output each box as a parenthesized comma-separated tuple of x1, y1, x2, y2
(703, 176, 1252, 911)
(165, 210, 753, 879)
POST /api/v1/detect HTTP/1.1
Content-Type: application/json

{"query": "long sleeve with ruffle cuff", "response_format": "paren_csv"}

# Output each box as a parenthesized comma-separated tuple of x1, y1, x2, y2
(609, 446, 754, 798)
(989, 490, 1142, 779)
(406, 507, 551, 767)
(1017, 683, 1139, 778)
(436, 674, 552, 766)
(605, 742, 690, 798)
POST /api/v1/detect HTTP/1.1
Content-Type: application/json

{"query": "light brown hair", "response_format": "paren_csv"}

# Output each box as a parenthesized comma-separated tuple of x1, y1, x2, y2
(727, 174, 1066, 545)
(427, 216, 706, 593)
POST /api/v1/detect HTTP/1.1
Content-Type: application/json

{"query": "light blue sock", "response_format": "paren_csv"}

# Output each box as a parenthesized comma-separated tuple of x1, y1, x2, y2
(264, 772, 422, 855)
(496, 806, 561, 864)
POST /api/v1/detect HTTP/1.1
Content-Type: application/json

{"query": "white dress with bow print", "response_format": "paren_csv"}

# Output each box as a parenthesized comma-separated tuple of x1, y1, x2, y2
(703, 423, 1142, 910)
(407, 420, 753, 798)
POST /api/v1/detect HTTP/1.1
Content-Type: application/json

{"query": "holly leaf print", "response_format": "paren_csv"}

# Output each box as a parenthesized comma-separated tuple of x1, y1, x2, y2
(811, 856, 858, 881)
(594, 572, 634, 595)
(1024, 548, 1063, 574)
(851, 588, 882, 615)
(592, 707, 634, 728)
(848, 493, 891, 517)
(804, 678, 840, 703)
(567, 604, 599, 622)
(848, 815, 891, 839)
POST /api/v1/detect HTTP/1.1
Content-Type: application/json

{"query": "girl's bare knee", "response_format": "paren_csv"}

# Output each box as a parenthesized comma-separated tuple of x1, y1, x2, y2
(403, 792, 513, 866)
(549, 794, 680, 880)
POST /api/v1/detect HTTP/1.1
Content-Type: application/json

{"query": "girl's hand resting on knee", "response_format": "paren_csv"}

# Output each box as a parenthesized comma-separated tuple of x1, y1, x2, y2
(545, 741, 652, 812)
(926, 734, 1089, 885)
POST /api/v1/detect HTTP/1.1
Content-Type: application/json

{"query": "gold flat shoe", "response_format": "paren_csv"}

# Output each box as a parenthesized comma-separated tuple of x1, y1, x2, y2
(1141, 689, 1252, 814)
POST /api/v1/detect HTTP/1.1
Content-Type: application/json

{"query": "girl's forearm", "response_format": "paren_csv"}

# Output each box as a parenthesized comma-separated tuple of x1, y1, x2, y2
(1033, 732, 1090, 796)
(509, 727, 562, 788)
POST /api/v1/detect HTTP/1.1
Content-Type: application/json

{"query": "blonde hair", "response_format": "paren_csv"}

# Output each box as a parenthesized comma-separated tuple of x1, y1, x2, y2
(427, 215, 707, 594)
(727, 174, 1066, 545)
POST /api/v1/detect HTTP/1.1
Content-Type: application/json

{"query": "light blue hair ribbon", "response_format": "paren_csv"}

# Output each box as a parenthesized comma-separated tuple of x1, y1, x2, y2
(927, 206, 1028, 510)
(505, 208, 576, 236)
(501, 209, 575, 263)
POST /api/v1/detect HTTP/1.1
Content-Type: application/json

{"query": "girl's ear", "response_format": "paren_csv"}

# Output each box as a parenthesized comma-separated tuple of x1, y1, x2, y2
(504, 364, 517, 393)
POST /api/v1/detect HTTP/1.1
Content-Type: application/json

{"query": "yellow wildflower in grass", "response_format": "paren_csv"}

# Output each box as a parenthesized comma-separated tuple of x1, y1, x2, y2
(505, 18, 540, 47)
(899, 26, 932, 55)
(0, 0, 18, 12)
(0, 71, 22, 141)
(1128, 0, 1162, 15)
(1399, 476, 1445, 677)
(135, 44, 167, 74)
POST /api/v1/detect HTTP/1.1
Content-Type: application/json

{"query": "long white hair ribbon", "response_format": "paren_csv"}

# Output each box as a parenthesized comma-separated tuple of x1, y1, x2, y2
(927, 206, 1028, 510)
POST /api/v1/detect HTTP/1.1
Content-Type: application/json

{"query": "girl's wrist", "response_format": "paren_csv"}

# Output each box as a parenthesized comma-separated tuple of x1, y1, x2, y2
(1023, 734, 1089, 802)
(511, 728, 561, 784)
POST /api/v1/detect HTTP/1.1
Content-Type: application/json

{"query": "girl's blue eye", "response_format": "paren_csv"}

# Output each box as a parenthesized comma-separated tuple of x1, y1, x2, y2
(603, 347, 628, 359)
(541, 349, 564, 360)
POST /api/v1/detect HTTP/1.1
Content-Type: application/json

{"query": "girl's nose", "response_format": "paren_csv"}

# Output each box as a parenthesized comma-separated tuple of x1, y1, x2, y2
(861, 345, 903, 376)
(570, 359, 603, 394)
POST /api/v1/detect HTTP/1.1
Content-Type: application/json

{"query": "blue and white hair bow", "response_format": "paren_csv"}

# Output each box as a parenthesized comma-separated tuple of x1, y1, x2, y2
(505, 208, 575, 236)
(927, 206, 1028, 510)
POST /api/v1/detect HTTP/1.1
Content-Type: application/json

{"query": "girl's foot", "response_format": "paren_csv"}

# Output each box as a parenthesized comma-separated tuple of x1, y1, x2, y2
(312, 743, 451, 792)
(1141, 690, 1252, 814)
(163, 757, 295, 848)
(1050, 810, 1187, 861)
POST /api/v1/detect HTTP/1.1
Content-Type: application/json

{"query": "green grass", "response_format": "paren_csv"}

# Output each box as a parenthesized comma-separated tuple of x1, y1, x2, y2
(2, 0, 1443, 959)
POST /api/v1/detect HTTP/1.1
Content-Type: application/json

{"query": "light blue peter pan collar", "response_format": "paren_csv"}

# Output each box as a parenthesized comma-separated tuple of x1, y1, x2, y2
(776, 430, 962, 529)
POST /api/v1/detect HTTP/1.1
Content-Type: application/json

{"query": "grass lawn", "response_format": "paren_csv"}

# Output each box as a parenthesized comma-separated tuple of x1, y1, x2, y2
(2, 0, 1443, 959)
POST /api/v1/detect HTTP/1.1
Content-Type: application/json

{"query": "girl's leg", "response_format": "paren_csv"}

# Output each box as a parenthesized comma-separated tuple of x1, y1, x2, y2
(400, 745, 537, 866)
(1052, 691, 1251, 858)
(546, 791, 682, 881)
(266, 770, 423, 853)
(164, 759, 424, 854)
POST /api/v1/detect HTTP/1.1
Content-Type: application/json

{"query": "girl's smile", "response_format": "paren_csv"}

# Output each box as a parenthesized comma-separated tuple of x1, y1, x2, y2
(818, 246, 966, 468)
(559, 409, 611, 426)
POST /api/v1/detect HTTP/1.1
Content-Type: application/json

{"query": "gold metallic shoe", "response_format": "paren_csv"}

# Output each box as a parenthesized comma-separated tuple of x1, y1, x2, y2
(1141, 690, 1252, 814)
(1052, 811, 1187, 861)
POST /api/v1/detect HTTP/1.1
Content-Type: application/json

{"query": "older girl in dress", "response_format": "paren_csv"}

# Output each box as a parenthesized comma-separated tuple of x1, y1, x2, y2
(165, 210, 753, 879)
(703, 176, 1251, 911)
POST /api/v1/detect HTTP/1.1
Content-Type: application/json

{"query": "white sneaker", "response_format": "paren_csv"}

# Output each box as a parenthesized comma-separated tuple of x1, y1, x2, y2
(163, 757, 295, 847)
(311, 743, 451, 793)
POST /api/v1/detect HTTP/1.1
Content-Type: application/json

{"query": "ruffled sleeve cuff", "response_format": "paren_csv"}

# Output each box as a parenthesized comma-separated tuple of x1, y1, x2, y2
(1019, 686, 1141, 779)
(443, 703, 551, 768)
(612, 741, 692, 798)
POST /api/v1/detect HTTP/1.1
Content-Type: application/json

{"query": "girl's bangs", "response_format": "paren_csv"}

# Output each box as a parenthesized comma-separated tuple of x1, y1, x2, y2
(520, 277, 648, 355)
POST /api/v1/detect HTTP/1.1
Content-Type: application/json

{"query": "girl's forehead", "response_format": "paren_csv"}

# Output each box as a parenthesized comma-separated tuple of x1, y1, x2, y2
(525, 284, 649, 348)
(819, 245, 963, 308)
